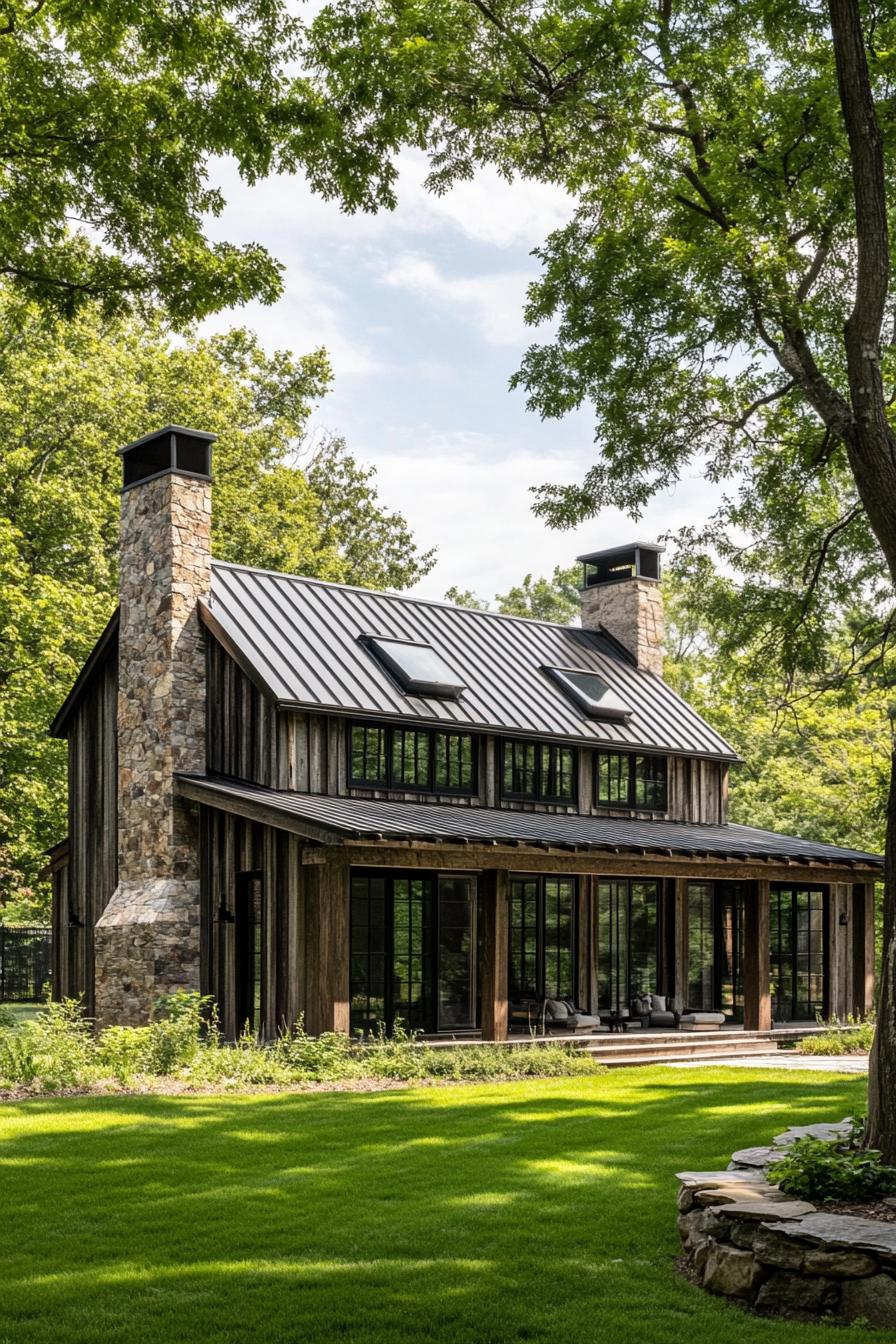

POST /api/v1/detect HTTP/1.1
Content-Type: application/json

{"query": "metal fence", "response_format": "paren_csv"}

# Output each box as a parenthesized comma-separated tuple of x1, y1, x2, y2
(0, 925, 52, 1002)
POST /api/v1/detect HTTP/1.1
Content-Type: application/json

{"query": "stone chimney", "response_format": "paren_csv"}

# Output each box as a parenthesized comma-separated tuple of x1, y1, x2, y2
(94, 426, 216, 1026)
(578, 542, 665, 677)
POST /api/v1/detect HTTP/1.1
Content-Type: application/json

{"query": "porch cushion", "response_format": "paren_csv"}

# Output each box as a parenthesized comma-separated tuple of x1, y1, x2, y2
(679, 1012, 726, 1031)
(544, 998, 569, 1022)
(651, 994, 668, 1013)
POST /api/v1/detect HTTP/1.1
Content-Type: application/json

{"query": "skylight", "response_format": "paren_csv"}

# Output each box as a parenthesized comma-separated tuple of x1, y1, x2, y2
(545, 667, 633, 722)
(364, 636, 466, 699)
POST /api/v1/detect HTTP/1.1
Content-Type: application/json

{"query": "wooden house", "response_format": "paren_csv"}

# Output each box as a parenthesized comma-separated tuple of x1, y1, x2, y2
(48, 427, 881, 1039)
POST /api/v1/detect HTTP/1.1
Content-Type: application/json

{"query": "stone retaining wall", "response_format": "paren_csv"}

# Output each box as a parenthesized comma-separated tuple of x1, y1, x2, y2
(677, 1120, 896, 1327)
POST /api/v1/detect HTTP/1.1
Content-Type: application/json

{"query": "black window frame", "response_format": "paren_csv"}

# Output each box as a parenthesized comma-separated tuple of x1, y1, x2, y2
(508, 874, 578, 1004)
(347, 721, 478, 796)
(500, 738, 578, 805)
(594, 750, 668, 812)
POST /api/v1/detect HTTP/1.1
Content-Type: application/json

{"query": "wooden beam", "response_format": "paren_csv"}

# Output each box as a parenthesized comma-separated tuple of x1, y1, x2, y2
(479, 870, 509, 1041)
(301, 843, 879, 885)
(743, 880, 771, 1031)
(852, 881, 877, 1017)
(304, 860, 350, 1035)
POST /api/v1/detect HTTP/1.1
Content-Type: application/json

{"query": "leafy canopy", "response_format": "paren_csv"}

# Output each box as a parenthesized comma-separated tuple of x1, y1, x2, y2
(0, 291, 434, 919)
(0, 0, 312, 318)
(295, 0, 894, 682)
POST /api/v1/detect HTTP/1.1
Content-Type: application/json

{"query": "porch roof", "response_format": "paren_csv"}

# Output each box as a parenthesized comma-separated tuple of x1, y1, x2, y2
(176, 775, 882, 868)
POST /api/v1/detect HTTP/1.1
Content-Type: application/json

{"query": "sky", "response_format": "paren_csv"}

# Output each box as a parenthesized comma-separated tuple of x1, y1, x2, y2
(204, 151, 724, 601)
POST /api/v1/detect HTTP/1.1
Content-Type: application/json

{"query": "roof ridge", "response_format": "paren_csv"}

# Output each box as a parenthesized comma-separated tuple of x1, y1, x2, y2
(210, 558, 602, 638)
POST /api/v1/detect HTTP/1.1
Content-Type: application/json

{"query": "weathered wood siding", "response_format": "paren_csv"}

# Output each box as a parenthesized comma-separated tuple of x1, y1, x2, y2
(276, 708, 730, 824)
(199, 805, 305, 1039)
(206, 636, 279, 787)
(55, 644, 118, 1014)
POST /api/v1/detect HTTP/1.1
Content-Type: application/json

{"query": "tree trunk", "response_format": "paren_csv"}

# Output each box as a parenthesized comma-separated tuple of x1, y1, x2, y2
(827, 0, 896, 1159)
(867, 755, 896, 1155)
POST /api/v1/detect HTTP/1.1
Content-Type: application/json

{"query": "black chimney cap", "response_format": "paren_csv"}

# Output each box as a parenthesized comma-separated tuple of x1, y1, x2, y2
(119, 425, 216, 492)
(577, 541, 664, 589)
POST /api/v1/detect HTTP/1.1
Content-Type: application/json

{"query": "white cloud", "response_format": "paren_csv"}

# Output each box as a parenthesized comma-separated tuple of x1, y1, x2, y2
(368, 433, 726, 601)
(380, 256, 534, 346)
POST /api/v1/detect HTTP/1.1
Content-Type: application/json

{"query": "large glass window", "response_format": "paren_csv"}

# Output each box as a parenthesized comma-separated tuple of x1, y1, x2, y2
(771, 886, 826, 1022)
(350, 872, 434, 1035)
(597, 879, 660, 1011)
(349, 723, 476, 794)
(686, 882, 744, 1018)
(350, 870, 477, 1036)
(350, 724, 387, 786)
(502, 740, 577, 804)
(391, 728, 431, 788)
(509, 876, 576, 1001)
(687, 882, 715, 1010)
(595, 751, 667, 810)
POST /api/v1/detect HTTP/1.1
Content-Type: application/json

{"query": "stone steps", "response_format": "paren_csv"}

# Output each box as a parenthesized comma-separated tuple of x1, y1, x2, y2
(577, 1023, 851, 1067)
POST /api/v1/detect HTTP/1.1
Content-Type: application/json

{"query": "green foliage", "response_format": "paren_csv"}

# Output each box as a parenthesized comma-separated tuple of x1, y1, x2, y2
(0, 0, 310, 319)
(446, 563, 580, 623)
(796, 1019, 876, 1057)
(663, 560, 892, 859)
(771, 1130, 896, 1203)
(0, 294, 433, 919)
(0, 998, 94, 1090)
(0, 996, 603, 1092)
(294, 0, 896, 720)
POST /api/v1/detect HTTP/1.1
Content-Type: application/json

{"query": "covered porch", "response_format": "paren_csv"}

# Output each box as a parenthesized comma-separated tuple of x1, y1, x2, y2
(179, 774, 880, 1044)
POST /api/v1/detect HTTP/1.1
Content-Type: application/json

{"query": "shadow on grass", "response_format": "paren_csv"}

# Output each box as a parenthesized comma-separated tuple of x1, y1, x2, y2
(0, 1069, 874, 1344)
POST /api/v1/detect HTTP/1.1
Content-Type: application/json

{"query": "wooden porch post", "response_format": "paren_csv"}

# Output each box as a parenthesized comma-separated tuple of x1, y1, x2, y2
(480, 869, 509, 1041)
(851, 881, 877, 1017)
(304, 858, 350, 1035)
(743, 879, 771, 1031)
(673, 878, 689, 1009)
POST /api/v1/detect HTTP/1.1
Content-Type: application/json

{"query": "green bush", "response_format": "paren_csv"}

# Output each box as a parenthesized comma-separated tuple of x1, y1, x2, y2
(770, 1121, 896, 1202)
(0, 996, 604, 1092)
(796, 1016, 875, 1056)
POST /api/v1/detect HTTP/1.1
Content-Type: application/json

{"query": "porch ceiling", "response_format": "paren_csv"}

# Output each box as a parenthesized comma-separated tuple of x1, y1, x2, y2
(176, 774, 882, 869)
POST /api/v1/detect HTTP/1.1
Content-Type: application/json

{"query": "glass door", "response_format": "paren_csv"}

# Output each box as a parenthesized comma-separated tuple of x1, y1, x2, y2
(437, 876, 476, 1030)
(771, 885, 827, 1021)
(686, 881, 744, 1020)
(234, 871, 263, 1036)
(597, 879, 659, 1011)
(508, 876, 576, 1003)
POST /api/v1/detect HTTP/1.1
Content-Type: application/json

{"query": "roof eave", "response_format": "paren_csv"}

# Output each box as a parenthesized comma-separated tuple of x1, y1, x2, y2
(49, 610, 119, 739)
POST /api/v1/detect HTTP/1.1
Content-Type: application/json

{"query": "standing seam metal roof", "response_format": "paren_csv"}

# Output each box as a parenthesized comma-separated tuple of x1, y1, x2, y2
(176, 775, 882, 867)
(205, 562, 739, 759)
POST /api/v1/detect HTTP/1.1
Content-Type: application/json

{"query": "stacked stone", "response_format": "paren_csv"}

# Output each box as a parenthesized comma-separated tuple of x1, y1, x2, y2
(94, 472, 212, 1026)
(580, 576, 664, 676)
(677, 1120, 896, 1327)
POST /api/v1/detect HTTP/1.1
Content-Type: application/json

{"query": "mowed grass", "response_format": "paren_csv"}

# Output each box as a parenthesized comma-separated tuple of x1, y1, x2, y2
(0, 1067, 880, 1344)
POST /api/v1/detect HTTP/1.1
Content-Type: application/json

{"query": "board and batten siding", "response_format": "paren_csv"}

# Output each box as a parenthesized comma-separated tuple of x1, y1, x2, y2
(57, 642, 118, 1014)
(207, 637, 731, 824)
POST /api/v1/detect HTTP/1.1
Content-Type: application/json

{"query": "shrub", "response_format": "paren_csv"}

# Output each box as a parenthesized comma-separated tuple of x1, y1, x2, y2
(796, 1016, 875, 1056)
(0, 997, 604, 1092)
(770, 1122, 896, 1203)
(0, 999, 95, 1090)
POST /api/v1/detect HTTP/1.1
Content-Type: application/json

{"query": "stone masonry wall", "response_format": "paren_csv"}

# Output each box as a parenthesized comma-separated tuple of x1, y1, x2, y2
(677, 1121, 896, 1328)
(95, 472, 211, 1026)
(580, 577, 664, 677)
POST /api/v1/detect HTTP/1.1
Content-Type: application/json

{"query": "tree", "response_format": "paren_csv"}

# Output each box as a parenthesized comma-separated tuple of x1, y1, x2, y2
(0, 0, 310, 319)
(0, 293, 434, 920)
(295, 0, 896, 1157)
(445, 563, 580, 622)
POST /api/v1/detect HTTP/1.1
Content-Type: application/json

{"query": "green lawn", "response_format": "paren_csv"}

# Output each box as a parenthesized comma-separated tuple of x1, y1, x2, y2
(0, 1067, 881, 1344)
